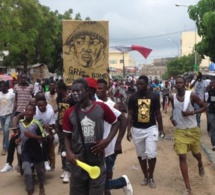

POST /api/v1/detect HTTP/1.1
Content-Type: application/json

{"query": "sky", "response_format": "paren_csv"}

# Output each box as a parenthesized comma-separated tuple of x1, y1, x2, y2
(39, 0, 199, 66)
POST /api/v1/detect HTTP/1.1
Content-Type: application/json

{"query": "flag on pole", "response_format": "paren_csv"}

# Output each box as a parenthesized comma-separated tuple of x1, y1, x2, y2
(111, 45, 152, 58)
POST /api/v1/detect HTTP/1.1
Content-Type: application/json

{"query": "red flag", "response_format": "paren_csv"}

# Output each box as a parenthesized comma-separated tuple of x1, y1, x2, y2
(111, 45, 152, 59)
(131, 45, 152, 59)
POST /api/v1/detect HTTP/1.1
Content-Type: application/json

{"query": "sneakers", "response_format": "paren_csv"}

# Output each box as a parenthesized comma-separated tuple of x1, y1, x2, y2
(60, 170, 66, 179)
(183, 189, 192, 195)
(122, 175, 133, 195)
(63, 171, 71, 183)
(1, 163, 13, 173)
(44, 161, 51, 171)
(1, 149, 7, 156)
(141, 178, 148, 186)
(148, 178, 156, 188)
(198, 166, 205, 177)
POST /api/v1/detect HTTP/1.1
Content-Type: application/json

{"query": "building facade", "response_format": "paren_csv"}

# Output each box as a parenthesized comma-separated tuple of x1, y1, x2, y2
(109, 49, 136, 77)
(181, 31, 210, 71)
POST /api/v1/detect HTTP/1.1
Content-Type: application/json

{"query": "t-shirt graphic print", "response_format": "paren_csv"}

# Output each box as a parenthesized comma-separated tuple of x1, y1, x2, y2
(138, 99, 151, 123)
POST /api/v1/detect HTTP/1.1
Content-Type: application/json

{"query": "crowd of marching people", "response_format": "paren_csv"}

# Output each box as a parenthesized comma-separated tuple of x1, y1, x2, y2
(0, 72, 213, 195)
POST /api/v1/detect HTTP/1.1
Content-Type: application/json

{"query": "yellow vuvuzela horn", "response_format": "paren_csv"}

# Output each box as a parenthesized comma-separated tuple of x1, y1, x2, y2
(76, 160, 101, 179)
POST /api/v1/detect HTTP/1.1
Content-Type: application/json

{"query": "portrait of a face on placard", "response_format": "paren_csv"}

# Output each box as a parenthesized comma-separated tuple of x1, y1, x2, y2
(63, 20, 109, 86)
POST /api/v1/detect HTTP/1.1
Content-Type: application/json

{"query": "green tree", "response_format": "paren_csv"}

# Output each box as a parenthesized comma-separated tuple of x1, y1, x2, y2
(0, 0, 90, 73)
(188, 0, 215, 62)
(164, 53, 201, 78)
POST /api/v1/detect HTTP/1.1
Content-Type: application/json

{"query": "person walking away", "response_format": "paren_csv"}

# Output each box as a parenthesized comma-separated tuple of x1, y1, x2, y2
(127, 75, 165, 189)
(170, 76, 206, 195)
(0, 81, 15, 155)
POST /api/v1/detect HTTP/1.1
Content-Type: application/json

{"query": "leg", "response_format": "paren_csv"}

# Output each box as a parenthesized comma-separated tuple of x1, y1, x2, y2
(138, 157, 148, 178)
(147, 158, 156, 179)
(208, 113, 215, 147)
(194, 104, 201, 127)
(7, 135, 19, 165)
(105, 154, 116, 193)
(22, 161, 34, 194)
(179, 154, 191, 191)
(34, 162, 45, 194)
(2, 114, 12, 151)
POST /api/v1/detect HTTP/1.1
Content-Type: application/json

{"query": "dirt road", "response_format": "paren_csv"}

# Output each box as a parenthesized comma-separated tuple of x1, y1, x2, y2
(0, 111, 215, 195)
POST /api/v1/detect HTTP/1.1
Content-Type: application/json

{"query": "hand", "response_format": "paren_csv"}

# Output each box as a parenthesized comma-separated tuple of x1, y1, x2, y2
(91, 139, 108, 155)
(114, 141, 122, 154)
(170, 117, 177, 126)
(66, 151, 77, 165)
(159, 131, 165, 139)
(15, 138, 21, 144)
(127, 130, 132, 141)
(181, 111, 193, 117)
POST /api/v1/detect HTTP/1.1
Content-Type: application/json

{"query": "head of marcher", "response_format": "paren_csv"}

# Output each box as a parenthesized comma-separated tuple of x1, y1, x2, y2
(137, 75, 148, 93)
(49, 81, 56, 95)
(85, 77, 98, 100)
(1, 81, 9, 94)
(56, 80, 67, 97)
(37, 98, 47, 113)
(71, 78, 89, 104)
(175, 76, 186, 93)
(19, 74, 28, 86)
(197, 71, 203, 82)
(24, 104, 36, 122)
(210, 79, 215, 90)
(97, 78, 108, 101)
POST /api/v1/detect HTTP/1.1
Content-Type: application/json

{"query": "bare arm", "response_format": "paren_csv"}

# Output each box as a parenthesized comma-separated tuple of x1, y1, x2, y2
(189, 78, 197, 89)
(114, 113, 127, 154)
(64, 133, 77, 165)
(155, 108, 165, 135)
(126, 109, 133, 141)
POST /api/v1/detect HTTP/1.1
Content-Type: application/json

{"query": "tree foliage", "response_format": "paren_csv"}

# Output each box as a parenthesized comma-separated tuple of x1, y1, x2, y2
(163, 53, 201, 78)
(0, 0, 90, 73)
(188, 0, 215, 62)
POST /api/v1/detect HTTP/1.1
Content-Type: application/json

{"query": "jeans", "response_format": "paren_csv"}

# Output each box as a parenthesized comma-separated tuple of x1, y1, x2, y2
(194, 104, 201, 127)
(105, 153, 126, 190)
(0, 114, 12, 150)
(208, 113, 215, 146)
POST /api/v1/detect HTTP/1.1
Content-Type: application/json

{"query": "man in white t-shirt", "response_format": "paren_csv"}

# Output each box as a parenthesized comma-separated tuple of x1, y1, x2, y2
(36, 97, 56, 171)
(96, 78, 133, 195)
(190, 72, 207, 127)
(0, 81, 15, 155)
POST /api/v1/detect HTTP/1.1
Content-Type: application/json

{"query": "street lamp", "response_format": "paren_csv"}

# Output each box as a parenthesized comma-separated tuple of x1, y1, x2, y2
(175, 4, 198, 69)
(167, 39, 180, 57)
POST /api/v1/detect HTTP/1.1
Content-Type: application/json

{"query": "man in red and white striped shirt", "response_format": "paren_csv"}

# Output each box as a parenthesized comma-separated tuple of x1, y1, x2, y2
(13, 74, 34, 117)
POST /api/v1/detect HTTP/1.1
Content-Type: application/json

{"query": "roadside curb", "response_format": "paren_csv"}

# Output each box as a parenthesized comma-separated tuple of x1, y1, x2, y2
(201, 142, 215, 169)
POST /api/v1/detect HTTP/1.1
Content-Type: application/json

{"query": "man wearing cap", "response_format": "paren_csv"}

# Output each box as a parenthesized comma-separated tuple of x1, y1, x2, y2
(86, 77, 133, 195)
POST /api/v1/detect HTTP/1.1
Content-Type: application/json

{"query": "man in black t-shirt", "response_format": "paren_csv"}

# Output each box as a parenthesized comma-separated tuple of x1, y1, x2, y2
(207, 79, 215, 150)
(127, 75, 165, 189)
(56, 80, 75, 183)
